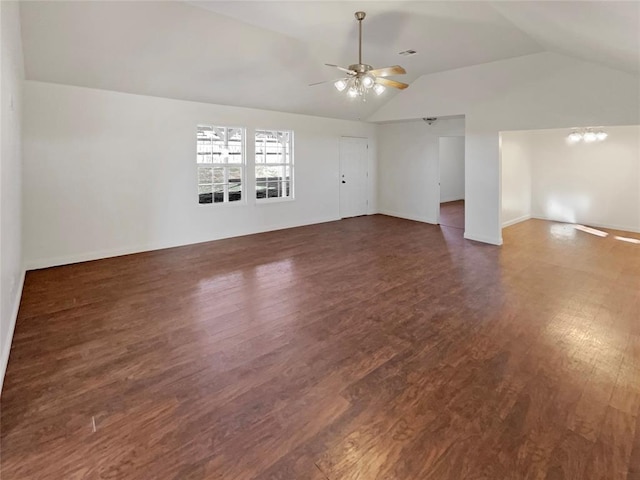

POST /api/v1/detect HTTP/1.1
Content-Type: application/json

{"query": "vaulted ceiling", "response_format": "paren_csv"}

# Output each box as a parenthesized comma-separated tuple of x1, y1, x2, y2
(19, 1, 640, 121)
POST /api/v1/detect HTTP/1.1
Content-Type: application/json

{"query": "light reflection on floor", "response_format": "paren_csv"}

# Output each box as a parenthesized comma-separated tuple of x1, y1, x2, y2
(549, 222, 640, 244)
(614, 235, 640, 244)
(550, 223, 576, 240)
(573, 225, 608, 237)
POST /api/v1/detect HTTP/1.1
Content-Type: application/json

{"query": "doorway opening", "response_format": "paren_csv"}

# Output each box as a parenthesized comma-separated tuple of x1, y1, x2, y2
(438, 136, 465, 230)
(500, 125, 640, 245)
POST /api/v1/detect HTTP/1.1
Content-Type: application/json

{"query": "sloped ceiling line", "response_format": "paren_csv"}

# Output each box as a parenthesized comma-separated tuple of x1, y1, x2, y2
(19, 1, 640, 121)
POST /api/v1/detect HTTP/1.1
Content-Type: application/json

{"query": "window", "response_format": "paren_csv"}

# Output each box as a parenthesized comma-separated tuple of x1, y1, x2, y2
(255, 130, 293, 201)
(196, 125, 244, 204)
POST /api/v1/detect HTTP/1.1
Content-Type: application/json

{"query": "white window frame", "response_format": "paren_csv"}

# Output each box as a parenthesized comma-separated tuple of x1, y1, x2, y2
(196, 125, 246, 206)
(255, 129, 294, 203)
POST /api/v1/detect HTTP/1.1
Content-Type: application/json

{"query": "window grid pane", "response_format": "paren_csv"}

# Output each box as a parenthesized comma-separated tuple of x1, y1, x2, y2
(197, 125, 245, 205)
(255, 129, 293, 201)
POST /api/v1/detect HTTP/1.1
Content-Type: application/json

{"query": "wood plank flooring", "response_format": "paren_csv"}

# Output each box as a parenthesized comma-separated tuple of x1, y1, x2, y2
(1, 215, 639, 479)
(440, 200, 465, 229)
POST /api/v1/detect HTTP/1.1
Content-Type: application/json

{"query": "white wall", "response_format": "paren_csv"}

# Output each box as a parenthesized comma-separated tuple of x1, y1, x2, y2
(23, 81, 377, 269)
(439, 136, 465, 203)
(531, 126, 639, 232)
(501, 125, 640, 233)
(0, 1, 25, 392)
(500, 131, 532, 227)
(377, 117, 465, 224)
(369, 52, 640, 245)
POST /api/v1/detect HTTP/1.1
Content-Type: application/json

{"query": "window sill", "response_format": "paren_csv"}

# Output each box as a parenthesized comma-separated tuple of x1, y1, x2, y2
(256, 197, 295, 205)
(198, 200, 247, 207)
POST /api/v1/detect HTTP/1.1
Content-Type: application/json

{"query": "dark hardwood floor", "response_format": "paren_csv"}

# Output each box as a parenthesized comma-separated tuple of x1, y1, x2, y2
(440, 199, 465, 230)
(1, 215, 639, 479)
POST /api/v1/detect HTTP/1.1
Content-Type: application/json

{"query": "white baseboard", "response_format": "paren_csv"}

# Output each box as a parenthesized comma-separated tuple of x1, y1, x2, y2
(26, 244, 172, 270)
(531, 215, 640, 234)
(0, 268, 26, 395)
(378, 209, 437, 225)
(502, 214, 532, 228)
(464, 232, 503, 245)
(25, 215, 340, 270)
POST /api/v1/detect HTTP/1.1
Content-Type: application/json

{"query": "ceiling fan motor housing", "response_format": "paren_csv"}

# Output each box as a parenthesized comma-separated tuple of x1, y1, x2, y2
(349, 64, 373, 74)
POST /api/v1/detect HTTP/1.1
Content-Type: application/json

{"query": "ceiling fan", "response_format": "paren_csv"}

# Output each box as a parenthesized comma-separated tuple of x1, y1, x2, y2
(310, 11, 409, 99)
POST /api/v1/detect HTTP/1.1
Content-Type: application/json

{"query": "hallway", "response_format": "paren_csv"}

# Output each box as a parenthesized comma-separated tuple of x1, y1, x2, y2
(440, 199, 465, 230)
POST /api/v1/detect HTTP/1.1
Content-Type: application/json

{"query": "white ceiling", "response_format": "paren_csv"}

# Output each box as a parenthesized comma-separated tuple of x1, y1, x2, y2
(19, 1, 640, 121)
(490, 1, 640, 75)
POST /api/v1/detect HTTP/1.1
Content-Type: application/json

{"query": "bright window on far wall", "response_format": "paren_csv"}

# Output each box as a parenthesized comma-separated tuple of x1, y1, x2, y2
(255, 129, 294, 201)
(196, 125, 245, 204)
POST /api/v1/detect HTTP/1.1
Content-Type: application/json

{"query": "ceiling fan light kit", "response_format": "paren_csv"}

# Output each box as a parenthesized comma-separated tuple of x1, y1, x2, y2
(311, 11, 409, 101)
(567, 128, 608, 143)
(334, 79, 348, 92)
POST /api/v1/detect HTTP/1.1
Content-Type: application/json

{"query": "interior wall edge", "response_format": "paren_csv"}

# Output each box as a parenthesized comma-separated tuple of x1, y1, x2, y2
(502, 214, 532, 228)
(463, 231, 503, 246)
(378, 210, 438, 225)
(0, 268, 25, 395)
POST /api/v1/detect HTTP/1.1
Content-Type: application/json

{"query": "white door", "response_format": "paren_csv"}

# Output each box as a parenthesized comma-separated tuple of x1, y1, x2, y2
(339, 137, 368, 218)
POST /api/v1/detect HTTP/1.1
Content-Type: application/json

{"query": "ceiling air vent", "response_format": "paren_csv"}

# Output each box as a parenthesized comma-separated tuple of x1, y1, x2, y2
(399, 50, 417, 56)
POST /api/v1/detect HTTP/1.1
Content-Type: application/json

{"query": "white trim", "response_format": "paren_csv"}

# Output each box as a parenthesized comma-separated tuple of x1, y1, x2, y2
(196, 124, 247, 206)
(530, 215, 640, 234)
(256, 197, 295, 205)
(502, 214, 532, 228)
(464, 231, 503, 245)
(254, 128, 295, 203)
(25, 215, 340, 271)
(1, 269, 26, 396)
(378, 210, 437, 225)
(197, 199, 247, 208)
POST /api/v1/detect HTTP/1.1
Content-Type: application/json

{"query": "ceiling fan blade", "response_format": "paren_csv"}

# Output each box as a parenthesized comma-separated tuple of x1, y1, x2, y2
(309, 78, 344, 87)
(325, 63, 356, 75)
(369, 65, 406, 77)
(376, 77, 409, 90)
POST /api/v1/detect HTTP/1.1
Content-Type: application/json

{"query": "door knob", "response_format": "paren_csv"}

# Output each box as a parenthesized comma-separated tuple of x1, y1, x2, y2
(342, 181, 346, 184)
